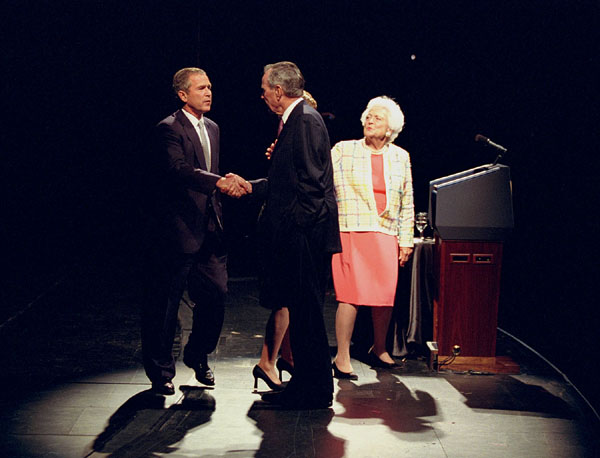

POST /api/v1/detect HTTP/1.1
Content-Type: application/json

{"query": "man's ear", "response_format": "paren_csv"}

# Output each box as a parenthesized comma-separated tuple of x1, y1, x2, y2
(178, 90, 188, 103)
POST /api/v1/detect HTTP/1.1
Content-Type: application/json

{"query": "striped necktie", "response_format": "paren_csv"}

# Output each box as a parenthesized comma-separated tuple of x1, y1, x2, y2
(197, 119, 211, 171)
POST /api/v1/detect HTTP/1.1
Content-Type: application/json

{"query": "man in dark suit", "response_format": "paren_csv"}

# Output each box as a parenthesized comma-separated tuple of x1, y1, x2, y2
(252, 61, 342, 409)
(142, 67, 251, 395)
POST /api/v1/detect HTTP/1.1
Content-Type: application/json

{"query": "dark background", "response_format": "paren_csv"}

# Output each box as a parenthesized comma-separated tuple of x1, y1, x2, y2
(2, 1, 599, 411)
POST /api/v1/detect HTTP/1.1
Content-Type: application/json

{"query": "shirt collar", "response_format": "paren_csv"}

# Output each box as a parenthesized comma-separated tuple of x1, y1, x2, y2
(281, 98, 303, 124)
(181, 108, 203, 126)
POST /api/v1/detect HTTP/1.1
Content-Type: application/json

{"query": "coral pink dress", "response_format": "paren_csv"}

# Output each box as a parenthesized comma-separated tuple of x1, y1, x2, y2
(331, 153, 399, 306)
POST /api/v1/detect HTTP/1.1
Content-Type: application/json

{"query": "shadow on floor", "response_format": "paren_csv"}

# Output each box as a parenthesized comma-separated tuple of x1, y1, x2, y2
(334, 369, 437, 434)
(445, 374, 579, 417)
(90, 386, 215, 457)
(247, 402, 345, 458)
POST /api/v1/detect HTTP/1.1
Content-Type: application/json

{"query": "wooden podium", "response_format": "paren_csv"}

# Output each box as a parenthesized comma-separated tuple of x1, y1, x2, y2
(429, 164, 518, 373)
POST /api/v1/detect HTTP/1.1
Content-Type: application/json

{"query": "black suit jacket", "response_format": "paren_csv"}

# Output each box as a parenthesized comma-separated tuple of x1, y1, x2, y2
(253, 100, 341, 304)
(152, 109, 224, 254)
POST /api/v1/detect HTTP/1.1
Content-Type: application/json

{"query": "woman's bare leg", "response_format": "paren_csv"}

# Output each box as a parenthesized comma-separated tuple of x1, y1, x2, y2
(371, 306, 395, 364)
(333, 302, 358, 372)
(257, 307, 290, 383)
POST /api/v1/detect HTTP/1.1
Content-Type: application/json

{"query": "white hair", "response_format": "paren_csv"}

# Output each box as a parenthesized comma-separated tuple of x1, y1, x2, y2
(360, 96, 405, 143)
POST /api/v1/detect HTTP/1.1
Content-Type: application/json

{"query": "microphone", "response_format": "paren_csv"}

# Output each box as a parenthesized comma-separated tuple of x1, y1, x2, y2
(475, 134, 508, 153)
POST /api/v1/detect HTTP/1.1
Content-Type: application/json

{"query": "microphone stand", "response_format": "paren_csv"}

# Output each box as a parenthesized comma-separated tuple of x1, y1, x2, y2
(492, 150, 504, 166)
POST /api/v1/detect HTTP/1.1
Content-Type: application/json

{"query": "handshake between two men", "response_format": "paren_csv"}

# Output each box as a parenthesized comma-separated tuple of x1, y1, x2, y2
(216, 173, 252, 198)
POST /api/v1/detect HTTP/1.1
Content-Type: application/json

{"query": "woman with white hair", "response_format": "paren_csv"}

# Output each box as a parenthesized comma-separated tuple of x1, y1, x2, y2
(331, 96, 414, 380)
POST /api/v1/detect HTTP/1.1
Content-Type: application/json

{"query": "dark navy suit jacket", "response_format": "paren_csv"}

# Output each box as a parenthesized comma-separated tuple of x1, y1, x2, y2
(252, 100, 341, 305)
(152, 109, 224, 254)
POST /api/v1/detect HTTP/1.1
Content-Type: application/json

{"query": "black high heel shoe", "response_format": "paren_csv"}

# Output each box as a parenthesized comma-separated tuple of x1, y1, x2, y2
(253, 365, 284, 391)
(368, 350, 399, 369)
(332, 362, 358, 380)
(276, 358, 294, 379)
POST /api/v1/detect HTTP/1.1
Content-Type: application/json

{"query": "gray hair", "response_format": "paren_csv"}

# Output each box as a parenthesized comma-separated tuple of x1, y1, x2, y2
(360, 96, 405, 143)
(264, 61, 304, 98)
(172, 67, 206, 95)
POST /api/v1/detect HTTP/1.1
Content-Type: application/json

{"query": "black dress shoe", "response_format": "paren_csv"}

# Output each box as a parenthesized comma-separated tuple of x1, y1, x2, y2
(261, 390, 332, 409)
(260, 390, 284, 404)
(368, 350, 399, 369)
(183, 354, 215, 386)
(332, 362, 358, 380)
(152, 380, 175, 395)
(253, 365, 284, 391)
(192, 362, 215, 386)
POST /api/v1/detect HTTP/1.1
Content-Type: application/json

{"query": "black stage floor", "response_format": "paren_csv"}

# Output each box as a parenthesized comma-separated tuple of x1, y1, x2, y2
(1, 252, 598, 457)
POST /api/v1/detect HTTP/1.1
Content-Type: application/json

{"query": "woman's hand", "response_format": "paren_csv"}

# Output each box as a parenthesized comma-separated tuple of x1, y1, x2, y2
(265, 139, 277, 160)
(399, 247, 413, 267)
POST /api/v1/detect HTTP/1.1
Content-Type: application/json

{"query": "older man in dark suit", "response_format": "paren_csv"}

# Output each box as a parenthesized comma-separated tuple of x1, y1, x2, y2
(142, 67, 250, 395)
(252, 61, 341, 409)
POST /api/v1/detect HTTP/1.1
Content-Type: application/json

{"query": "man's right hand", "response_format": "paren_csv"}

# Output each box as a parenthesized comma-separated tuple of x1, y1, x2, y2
(216, 173, 252, 198)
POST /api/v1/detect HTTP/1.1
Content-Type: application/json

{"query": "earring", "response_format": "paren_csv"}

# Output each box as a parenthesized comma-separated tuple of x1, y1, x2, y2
(385, 131, 391, 137)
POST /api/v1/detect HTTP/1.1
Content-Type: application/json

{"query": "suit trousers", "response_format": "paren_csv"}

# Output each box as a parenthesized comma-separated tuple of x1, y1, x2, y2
(142, 231, 227, 383)
(282, 224, 334, 405)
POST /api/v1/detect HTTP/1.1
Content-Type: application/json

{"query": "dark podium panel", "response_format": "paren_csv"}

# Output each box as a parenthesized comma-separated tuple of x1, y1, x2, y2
(430, 164, 518, 373)
(429, 164, 514, 241)
(434, 239, 502, 356)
